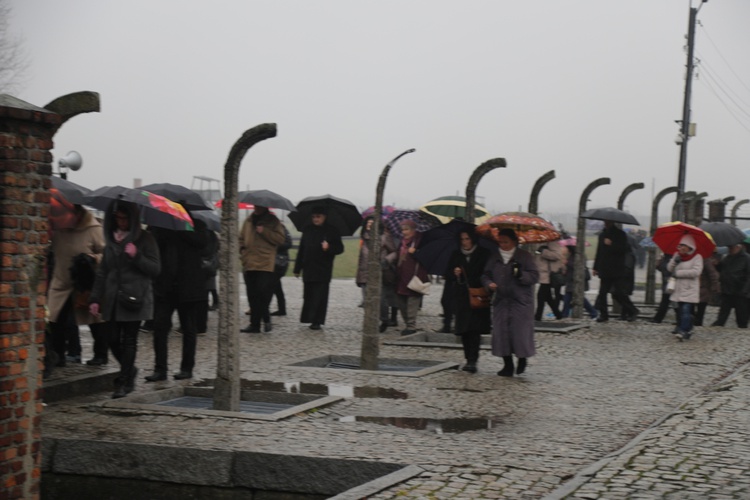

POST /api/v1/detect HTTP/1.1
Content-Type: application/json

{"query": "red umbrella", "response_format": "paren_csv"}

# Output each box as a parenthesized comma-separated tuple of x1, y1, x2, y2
(653, 221, 716, 258)
(214, 199, 254, 210)
(49, 188, 78, 230)
(476, 211, 561, 244)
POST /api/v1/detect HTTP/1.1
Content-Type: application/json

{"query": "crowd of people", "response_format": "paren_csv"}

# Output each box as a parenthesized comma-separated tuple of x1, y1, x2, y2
(46, 198, 750, 395)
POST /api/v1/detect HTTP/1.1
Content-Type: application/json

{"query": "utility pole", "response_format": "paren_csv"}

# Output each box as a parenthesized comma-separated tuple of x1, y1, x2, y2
(676, 1, 707, 201)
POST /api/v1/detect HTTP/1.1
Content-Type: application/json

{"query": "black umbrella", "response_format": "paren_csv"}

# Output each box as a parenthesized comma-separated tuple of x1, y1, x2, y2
(191, 210, 221, 232)
(83, 185, 195, 231)
(581, 207, 640, 226)
(288, 194, 361, 236)
(140, 182, 212, 212)
(50, 175, 91, 205)
(238, 189, 296, 212)
(415, 219, 497, 275)
(699, 221, 746, 247)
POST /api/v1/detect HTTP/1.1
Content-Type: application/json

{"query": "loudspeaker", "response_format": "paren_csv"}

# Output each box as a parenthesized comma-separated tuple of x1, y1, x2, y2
(59, 151, 83, 171)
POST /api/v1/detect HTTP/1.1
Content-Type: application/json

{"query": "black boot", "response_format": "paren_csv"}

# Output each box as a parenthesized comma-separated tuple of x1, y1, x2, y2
(145, 371, 167, 382)
(497, 356, 514, 377)
(123, 367, 138, 394)
(516, 358, 527, 375)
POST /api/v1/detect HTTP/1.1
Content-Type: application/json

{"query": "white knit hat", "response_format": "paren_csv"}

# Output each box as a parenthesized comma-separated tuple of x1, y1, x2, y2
(679, 234, 696, 251)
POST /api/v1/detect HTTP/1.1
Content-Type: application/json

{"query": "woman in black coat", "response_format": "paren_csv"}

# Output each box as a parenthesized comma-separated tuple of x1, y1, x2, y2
(293, 208, 344, 330)
(447, 230, 491, 373)
(89, 200, 161, 398)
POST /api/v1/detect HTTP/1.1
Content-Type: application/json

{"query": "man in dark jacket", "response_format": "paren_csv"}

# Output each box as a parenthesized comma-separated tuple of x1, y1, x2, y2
(293, 207, 344, 330)
(144, 216, 210, 381)
(592, 220, 640, 322)
(711, 243, 750, 328)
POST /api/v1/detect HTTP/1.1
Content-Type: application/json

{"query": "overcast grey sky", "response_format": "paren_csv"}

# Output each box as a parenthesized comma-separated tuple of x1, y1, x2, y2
(9, 0, 750, 224)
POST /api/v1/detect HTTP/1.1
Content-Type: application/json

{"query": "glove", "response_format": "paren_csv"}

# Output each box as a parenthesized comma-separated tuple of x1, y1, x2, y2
(89, 303, 100, 317)
(512, 262, 522, 279)
(673, 254, 682, 264)
(124, 242, 137, 258)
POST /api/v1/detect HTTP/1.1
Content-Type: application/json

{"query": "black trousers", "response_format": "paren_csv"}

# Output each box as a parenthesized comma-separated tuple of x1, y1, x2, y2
(535, 283, 563, 320)
(152, 298, 200, 373)
(244, 271, 276, 328)
(50, 296, 81, 359)
(653, 292, 673, 323)
(460, 330, 482, 364)
(272, 272, 286, 314)
(714, 294, 749, 328)
(440, 282, 455, 328)
(108, 320, 140, 381)
(52, 295, 109, 360)
(301, 281, 330, 325)
(596, 276, 638, 320)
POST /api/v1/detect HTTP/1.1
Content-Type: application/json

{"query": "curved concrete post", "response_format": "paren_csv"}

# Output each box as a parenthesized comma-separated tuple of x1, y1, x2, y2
(617, 183, 644, 211)
(572, 177, 610, 319)
(731, 199, 750, 226)
(688, 192, 708, 226)
(644, 186, 678, 304)
(527, 170, 555, 215)
(672, 190, 698, 222)
(465, 158, 507, 223)
(43, 91, 101, 132)
(214, 123, 277, 412)
(360, 149, 416, 371)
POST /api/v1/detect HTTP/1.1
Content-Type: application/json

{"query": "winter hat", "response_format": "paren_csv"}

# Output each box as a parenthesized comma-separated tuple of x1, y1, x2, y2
(679, 234, 696, 251)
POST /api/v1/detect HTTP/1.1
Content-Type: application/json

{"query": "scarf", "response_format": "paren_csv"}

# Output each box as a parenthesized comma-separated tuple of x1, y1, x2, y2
(399, 236, 414, 265)
(499, 247, 515, 264)
(461, 245, 477, 262)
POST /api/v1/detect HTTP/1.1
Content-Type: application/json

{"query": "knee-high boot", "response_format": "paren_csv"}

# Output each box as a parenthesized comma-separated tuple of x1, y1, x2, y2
(498, 356, 514, 377)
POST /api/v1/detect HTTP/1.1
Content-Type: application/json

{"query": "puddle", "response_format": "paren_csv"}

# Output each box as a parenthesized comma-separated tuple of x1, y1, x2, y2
(338, 416, 500, 434)
(195, 379, 408, 399)
(288, 355, 458, 377)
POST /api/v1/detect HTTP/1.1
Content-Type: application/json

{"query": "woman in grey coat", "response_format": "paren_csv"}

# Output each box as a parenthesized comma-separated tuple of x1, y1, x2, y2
(89, 200, 160, 398)
(482, 228, 539, 377)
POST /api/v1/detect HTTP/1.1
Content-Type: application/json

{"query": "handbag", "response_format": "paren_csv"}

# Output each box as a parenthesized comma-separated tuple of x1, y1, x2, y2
(468, 286, 491, 309)
(666, 277, 676, 294)
(406, 264, 431, 295)
(117, 288, 144, 310)
(547, 261, 566, 287)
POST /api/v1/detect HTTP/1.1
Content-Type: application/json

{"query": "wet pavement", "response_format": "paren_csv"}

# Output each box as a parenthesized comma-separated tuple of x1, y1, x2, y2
(43, 274, 750, 499)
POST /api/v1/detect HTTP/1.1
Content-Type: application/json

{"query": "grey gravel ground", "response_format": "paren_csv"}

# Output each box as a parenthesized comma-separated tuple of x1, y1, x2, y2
(45, 274, 750, 499)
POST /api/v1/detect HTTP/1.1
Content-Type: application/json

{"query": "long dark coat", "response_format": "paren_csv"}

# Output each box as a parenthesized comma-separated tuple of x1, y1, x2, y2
(293, 223, 344, 283)
(90, 202, 161, 322)
(593, 225, 631, 279)
(482, 248, 538, 358)
(448, 245, 491, 335)
(150, 219, 210, 303)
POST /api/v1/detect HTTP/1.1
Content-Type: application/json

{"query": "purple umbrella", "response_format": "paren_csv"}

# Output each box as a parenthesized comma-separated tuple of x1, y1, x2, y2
(383, 210, 441, 236)
(361, 205, 395, 220)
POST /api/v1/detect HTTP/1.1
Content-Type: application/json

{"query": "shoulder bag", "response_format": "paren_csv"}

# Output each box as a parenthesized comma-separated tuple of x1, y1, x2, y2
(407, 263, 431, 295)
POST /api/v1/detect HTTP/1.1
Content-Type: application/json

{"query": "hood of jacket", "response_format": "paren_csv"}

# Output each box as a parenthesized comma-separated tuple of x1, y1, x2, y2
(102, 199, 143, 244)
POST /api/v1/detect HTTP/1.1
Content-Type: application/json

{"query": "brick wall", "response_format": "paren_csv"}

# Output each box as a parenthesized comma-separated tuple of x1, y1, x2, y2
(0, 101, 61, 500)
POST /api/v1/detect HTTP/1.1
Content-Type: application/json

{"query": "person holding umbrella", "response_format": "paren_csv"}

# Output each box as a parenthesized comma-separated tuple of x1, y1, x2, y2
(293, 206, 344, 330)
(240, 205, 286, 333)
(667, 235, 704, 341)
(88, 200, 161, 398)
(712, 243, 750, 329)
(481, 228, 539, 377)
(447, 229, 492, 373)
(592, 220, 640, 323)
(395, 220, 429, 335)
